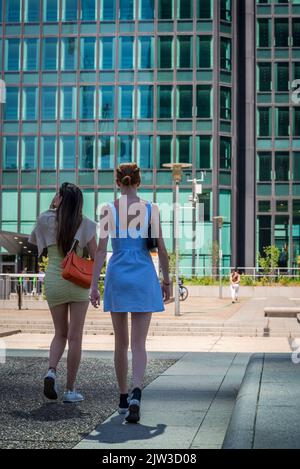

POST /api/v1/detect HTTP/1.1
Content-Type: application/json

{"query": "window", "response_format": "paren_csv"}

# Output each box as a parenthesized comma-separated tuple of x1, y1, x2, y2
(178, 0, 193, 19)
(293, 19, 300, 47)
(257, 19, 271, 48)
(80, 86, 95, 119)
(198, 36, 212, 68)
(24, 39, 39, 71)
(119, 0, 134, 20)
(23, 87, 38, 120)
(119, 37, 134, 69)
(197, 0, 212, 19)
(101, 0, 115, 20)
(257, 63, 272, 92)
(99, 86, 114, 119)
(81, 0, 96, 21)
(197, 136, 212, 169)
(276, 107, 290, 137)
(157, 136, 173, 167)
(158, 86, 173, 118)
(258, 215, 271, 255)
(5, 88, 19, 120)
(61, 38, 77, 70)
(118, 136, 133, 164)
(158, 37, 173, 68)
(220, 87, 231, 120)
(60, 136, 75, 169)
(177, 36, 192, 69)
(176, 136, 192, 164)
(3, 137, 18, 169)
(99, 136, 114, 169)
(275, 19, 289, 48)
(100, 37, 115, 69)
(41, 87, 57, 120)
(119, 86, 134, 119)
(275, 152, 289, 181)
(43, 38, 58, 70)
(177, 86, 193, 118)
(197, 85, 212, 118)
(138, 86, 153, 119)
(158, 0, 173, 19)
(294, 62, 300, 81)
(293, 152, 300, 180)
(257, 152, 271, 181)
(138, 37, 154, 69)
(294, 108, 300, 136)
(62, 0, 78, 21)
(258, 201, 271, 213)
(81, 37, 96, 69)
(6, 0, 20, 22)
(22, 137, 37, 170)
(276, 201, 288, 213)
(61, 87, 76, 120)
(137, 136, 153, 168)
(5, 39, 20, 71)
(25, 0, 40, 22)
(257, 107, 271, 137)
(80, 136, 95, 169)
(276, 63, 289, 92)
(220, 37, 231, 71)
(139, 0, 154, 20)
(220, 0, 231, 22)
(44, 0, 58, 21)
(41, 136, 56, 169)
(220, 137, 231, 170)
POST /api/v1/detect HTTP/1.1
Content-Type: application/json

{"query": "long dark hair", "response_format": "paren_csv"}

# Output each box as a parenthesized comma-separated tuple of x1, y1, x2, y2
(56, 182, 83, 256)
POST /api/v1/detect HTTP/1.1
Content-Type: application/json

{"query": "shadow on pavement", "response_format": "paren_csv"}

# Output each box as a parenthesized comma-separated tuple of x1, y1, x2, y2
(80, 414, 167, 445)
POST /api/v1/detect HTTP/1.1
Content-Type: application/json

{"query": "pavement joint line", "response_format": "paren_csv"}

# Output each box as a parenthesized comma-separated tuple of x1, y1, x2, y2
(251, 353, 265, 449)
(189, 352, 238, 449)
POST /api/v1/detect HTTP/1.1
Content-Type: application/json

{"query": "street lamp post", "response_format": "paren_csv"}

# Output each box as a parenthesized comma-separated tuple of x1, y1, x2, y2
(163, 163, 192, 316)
(213, 216, 224, 299)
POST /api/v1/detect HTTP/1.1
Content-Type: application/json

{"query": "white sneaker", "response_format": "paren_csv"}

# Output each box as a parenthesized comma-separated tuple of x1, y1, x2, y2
(63, 390, 84, 403)
(44, 369, 58, 400)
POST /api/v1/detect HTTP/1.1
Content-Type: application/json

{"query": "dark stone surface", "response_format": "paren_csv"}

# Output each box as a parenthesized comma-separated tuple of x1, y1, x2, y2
(0, 356, 176, 449)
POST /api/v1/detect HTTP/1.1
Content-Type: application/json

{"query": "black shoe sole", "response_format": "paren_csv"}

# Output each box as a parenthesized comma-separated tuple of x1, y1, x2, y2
(125, 404, 140, 424)
(44, 377, 57, 400)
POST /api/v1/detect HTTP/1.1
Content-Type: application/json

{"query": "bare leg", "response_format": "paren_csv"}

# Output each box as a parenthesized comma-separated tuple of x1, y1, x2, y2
(110, 312, 129, 394)
(49, 303, 69, 370)
(131, 312, 152, 390)
(67, 301, 89, 390)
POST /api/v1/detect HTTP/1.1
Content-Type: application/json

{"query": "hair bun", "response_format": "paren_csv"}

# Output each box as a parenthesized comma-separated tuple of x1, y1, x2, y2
(121, 175, 132, 185)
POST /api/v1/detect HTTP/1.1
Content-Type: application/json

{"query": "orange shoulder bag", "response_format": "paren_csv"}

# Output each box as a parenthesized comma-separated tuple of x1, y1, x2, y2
(61, 240, 94, 289)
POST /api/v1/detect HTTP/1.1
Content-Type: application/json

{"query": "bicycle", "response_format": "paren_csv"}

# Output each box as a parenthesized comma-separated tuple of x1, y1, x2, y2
(178, 278, 189, 301)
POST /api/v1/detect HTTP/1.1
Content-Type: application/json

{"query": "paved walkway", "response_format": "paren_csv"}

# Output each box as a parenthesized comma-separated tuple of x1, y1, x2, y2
(223, 353, 300, 449)
(74, 352, 250, 449)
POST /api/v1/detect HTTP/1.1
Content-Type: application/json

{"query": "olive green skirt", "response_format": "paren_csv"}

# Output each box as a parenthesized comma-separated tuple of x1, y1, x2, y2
(44, 245, 90, 309)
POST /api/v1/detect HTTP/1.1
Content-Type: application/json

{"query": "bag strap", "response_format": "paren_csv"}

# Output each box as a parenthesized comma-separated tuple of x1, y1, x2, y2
(67, 239, 78, 255)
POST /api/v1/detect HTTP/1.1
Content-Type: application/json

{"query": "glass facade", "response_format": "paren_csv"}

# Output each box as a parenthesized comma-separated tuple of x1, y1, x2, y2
(0, 0, 234, 275)
(256, 0, 300, 267)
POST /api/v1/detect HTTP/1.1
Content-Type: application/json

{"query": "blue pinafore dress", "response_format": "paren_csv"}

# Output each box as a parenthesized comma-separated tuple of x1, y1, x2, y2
(103, 202, 165, 313)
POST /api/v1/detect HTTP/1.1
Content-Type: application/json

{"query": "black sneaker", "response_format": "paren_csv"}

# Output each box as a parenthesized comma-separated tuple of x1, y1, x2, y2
(125, 388, 141, 424)
(43, 369, 58, 400)
(118, 393, 129, 414)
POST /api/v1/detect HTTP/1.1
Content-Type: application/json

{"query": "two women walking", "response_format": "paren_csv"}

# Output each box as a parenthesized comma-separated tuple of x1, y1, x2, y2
(29, 163, 170, 422)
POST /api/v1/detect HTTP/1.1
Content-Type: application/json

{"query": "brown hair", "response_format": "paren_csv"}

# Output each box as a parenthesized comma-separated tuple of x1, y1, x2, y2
(56, 182, 83, 256)
(116, 163, 141, 187)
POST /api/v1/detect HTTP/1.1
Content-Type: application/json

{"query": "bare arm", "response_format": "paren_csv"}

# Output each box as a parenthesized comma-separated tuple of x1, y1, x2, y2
(152, 204, 170, 300)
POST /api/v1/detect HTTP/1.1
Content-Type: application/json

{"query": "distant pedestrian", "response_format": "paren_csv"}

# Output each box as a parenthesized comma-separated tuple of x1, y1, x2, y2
(29, 183, 97, 403)
(90, 163, 170, 423)
(230, 268, 240, 303)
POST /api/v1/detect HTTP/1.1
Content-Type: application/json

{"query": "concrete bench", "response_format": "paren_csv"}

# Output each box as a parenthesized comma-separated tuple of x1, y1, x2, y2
(264, 307, 300, 318)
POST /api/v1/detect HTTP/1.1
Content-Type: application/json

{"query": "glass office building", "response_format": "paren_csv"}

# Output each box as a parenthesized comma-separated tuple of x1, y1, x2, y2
(4, 0, 292, 274)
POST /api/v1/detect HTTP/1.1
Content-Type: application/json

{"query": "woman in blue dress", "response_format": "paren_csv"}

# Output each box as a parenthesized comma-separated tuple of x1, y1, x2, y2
(90, 163, 170, 423)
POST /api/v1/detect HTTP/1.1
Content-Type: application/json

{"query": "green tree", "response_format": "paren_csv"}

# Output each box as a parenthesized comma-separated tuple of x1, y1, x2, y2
(258, 245, 280, 281)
